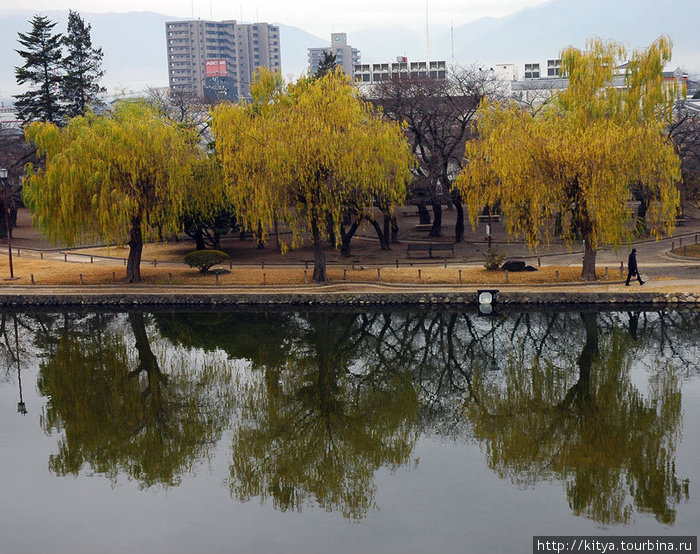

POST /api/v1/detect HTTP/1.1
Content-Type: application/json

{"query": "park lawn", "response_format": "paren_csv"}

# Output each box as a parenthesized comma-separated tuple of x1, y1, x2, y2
(0, 257, 617, 286)
(670, 244, 700, 258)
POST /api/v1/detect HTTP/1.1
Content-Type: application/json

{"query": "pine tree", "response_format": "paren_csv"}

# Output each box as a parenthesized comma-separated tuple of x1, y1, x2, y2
(314, 51, 337, 79)
(61, 10, 105, 118)
(14, 15, 64, 124)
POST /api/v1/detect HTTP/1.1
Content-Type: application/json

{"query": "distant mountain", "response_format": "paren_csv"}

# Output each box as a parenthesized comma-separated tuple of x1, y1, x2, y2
(349, 0, 699, 71)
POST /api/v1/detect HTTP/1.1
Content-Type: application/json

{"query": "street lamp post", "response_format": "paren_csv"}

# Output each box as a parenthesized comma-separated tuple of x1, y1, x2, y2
(0, 168, 14, 279)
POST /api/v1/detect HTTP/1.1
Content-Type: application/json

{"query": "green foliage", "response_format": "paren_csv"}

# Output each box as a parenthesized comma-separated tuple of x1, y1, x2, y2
(314, 51, 337, 79)
(483, 247, 505, 270)
(14, 15, 64, 124)
(61, 10, 105, 118)
(184, 249, 230, 272)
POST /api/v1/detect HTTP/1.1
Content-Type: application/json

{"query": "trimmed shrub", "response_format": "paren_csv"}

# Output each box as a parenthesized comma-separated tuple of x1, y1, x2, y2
(484, 248, 505, 271)
(184, 249, 230, 273)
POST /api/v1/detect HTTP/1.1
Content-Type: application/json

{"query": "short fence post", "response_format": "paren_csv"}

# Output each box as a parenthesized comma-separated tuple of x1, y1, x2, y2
(17, 249, 20, 257)
(505, 270, 509, 283)
(304, 269, 308, 283)
(458, 269, 462, 283)
(64, 253, 67, 262)
(418, 268, 422, 282)
(395, 259, 398, 268)
(537, 256, 541, 267)
(619, 262, 623, 277)
(40, 252, 43, 260)
(112, 271, 116, 282)
(556, 270, 560, 282)
(153, 259, 157, 267)
(683, 245, 687, 256)
(377, 268, 381, 281)
(605, 267, 609, 280)
(90, 256, 93, 264)
(343, 268, 347, 280)
(261, 260, 265, 269)
(169, 272, 173, 285)
(672, 240, 675, 250)
(444, 258, 447, 269)
(30, 274, 34, 285)
(262, 272, 266, 285)
(79, 274, 83, 285)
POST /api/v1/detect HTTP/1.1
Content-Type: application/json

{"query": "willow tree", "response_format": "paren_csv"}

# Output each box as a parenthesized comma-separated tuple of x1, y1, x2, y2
(24, 100, 207, 282)
(456, 37, 681, 280)
(213, 68, 413, 282)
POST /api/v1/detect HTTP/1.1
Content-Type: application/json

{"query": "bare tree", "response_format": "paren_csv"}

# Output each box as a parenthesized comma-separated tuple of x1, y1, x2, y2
(369, 65, 504, 241)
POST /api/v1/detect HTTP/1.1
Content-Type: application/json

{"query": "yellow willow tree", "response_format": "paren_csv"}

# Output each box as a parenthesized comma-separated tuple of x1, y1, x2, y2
(213, 68, 414, 282)
(24, 100, 210, 282)
(456, 37, 681, 280)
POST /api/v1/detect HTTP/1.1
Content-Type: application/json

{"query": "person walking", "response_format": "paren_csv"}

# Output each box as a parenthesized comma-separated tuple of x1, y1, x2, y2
(625, 248, 644, 286)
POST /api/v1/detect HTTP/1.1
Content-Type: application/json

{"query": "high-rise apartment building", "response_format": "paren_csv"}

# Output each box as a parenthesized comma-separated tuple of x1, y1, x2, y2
(308, 33, 360, 79)
(165, 20, 281, 101)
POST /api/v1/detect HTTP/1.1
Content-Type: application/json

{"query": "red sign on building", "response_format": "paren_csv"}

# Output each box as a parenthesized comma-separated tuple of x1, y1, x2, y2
(205, 59, 227, 77)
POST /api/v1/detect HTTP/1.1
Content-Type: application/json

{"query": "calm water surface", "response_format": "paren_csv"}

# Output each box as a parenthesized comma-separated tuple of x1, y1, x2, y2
(0, 308, 698, 553)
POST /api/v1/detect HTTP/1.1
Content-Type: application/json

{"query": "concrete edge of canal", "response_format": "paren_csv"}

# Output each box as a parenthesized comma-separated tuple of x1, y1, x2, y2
(1, 285, 700, 307)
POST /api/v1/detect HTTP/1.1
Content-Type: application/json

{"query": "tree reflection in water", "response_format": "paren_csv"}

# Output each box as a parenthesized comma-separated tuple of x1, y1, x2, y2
(37, 312, 235, 488)
(465, 311, 689, 525)
(19, 307, 699, 522)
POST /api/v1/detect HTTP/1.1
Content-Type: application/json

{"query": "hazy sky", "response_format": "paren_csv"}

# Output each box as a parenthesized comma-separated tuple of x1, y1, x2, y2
(0, 0, 550, 36)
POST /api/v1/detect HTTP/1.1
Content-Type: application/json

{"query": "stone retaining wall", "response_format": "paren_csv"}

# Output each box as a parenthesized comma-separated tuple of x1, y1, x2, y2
(1, 290, 699, 307)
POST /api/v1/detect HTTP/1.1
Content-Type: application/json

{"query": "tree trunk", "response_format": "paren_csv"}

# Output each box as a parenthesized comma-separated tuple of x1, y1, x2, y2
(340, 219, 360, 257)
(311, 218, 327, 283)
(126, 218, 143, 283)
(194, 226, 206, 250)
(391, 216, 399, 244)
(274, 215, 281, 253)
(383, 214, 391, 244)
(369, 219, 390, 250)
(417, 203, 431, 224)
(581, 240, 597, 281)
(256, 222, 265, 250)
(635, 196, 648, 237)
(453, 191, 465, 243)
(429, 203, 442, 238)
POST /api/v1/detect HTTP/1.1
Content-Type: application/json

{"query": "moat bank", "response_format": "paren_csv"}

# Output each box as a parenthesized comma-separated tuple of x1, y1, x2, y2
(1, 282, 700, 306)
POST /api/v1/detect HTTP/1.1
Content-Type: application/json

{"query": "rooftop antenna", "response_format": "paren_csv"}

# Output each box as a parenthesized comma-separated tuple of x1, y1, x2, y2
(425, 0, 431, 61)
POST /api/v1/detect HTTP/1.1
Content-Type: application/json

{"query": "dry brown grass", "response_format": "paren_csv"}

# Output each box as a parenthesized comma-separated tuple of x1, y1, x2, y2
(0, 257, 622, 286)
(670, 244, 700, 258)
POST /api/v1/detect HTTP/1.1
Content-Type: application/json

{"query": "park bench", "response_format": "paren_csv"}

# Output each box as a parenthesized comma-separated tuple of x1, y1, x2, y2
(407, 242, 455, 258)
(478, 214, 501, 223)
(414, 223, 434, 232)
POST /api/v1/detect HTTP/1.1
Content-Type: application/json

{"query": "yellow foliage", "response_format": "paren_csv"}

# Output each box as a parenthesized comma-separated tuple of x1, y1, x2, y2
(23, 100, 207, 247)
(456, 37, 681, 254)
(212, 69, 414, 254)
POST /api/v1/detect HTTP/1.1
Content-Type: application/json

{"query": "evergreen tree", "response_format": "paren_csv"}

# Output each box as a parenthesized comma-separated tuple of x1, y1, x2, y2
(314, 51, 337, 79)
(14, 15, 64, 124)
(61, 10, 105, 118)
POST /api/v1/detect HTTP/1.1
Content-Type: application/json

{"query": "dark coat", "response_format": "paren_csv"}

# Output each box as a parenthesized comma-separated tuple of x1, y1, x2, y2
(628, 251, 638, 274)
